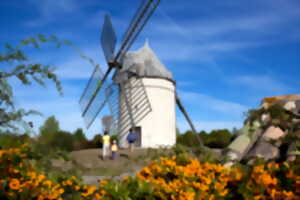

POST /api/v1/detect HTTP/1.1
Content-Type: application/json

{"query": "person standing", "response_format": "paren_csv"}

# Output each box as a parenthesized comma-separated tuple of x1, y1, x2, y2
(102, 131, 110, 160)
(126, 128, 137, 152)
(111, 140, 118, 160)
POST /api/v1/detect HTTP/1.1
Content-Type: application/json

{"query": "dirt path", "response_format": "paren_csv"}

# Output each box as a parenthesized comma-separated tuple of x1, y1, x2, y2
(52, 148, 151, 185)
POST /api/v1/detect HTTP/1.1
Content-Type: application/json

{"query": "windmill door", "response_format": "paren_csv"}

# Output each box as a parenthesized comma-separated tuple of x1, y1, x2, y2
(134, 126, 142, 147)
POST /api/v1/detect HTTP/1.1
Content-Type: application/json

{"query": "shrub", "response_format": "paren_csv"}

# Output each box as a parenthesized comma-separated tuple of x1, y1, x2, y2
(176, 131, 200, 147)
(177, 129, 233, 149)
(204, 129, 232, 148)
(1, 144, 300, 199)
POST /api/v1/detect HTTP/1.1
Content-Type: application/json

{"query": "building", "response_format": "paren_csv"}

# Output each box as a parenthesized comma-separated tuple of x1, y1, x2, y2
(115, 41, 176, 148)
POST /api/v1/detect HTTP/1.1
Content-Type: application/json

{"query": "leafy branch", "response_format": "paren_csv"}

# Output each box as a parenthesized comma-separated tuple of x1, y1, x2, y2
(0, 34, 70, 132)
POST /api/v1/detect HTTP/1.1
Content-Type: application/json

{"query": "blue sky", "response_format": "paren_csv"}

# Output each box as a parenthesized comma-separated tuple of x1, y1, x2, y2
(1, 0, 300, 138)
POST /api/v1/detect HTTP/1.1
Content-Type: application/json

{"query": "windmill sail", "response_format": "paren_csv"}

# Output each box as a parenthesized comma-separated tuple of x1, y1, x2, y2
(106, 75, 152, 137)
(79, 0, 160, 130)
(101, 14, 117, 64)
(79, 65, 114, 128)
(115, 0, 160, 64)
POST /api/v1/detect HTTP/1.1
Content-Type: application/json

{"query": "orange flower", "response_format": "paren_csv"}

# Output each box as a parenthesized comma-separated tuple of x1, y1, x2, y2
(9, 178, 20, 190)
(72, 185, 79, 190)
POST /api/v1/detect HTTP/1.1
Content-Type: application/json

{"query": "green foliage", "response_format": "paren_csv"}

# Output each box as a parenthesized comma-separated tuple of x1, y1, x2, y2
(91, 134, 102, 148)
(37, 116, 88, 152)
(244, 104, 300, 160)
(245, 104, 295, 130)
(0, 34, 69, 132)
(54, 131, 75, 152)
(102, 178, 156, 200)
(0, 132, 30, 149)
(39, 116, 60, 140)
(73, 128, 87, 142)
(204, 129, 232, 148)
(176, 130, 199, 147)
(177, 129, 233, 149)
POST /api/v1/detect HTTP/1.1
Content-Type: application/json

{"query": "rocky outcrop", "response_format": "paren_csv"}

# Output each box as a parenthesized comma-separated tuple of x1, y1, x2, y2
(225, 94, 300, 166)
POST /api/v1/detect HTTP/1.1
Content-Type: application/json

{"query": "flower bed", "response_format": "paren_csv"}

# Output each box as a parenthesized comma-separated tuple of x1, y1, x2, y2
(0, 145, 299, 199)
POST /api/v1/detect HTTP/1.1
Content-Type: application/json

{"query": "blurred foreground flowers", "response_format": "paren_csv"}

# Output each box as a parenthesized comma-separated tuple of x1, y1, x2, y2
(0, 144, 299, 199)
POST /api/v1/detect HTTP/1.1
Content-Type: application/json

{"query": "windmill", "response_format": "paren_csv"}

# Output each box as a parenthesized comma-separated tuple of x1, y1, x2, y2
(79, 0, 204, 148)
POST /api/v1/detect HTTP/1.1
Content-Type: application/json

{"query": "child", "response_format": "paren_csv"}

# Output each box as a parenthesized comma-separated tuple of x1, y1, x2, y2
(111, 140, 118, 160)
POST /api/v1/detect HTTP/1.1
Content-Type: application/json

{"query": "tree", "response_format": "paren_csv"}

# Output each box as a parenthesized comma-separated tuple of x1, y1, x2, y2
(177, 130, 200, 147)
(0, 34, 69, 132)
(205, 129, 232, 148)
(54, 130, 75, 152)
(39, 116, 60, 138)
(73, 128, 87, 142)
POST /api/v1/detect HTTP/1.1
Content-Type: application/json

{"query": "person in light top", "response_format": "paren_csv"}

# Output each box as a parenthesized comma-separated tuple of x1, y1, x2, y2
(111, 140, 118, 160)
(102, 131, 110, 160)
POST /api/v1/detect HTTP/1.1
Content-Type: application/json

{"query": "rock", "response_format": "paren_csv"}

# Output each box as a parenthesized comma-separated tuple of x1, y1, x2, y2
(262, 126, 286, 142)
(225, 123, 263, 165)
(287, 155, 296, 162)
(283, 101, 296, 111)
(246, 141, 279, 161)
(295, 100, 300, 114)
(261, 113, 270, 122)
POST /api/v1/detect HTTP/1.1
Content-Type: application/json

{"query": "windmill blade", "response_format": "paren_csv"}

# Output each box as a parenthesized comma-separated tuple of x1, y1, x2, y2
(115, 0, 160, 64)
(101, 14, 117, 65)
(106, 83, 120, 133)
(79, 65, 114, 128)
(175, 92, 204, 147)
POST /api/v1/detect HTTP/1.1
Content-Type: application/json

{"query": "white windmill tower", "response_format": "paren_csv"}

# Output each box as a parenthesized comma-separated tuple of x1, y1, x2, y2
(79, 0, 204, 149)
(115, 41, 176, 148)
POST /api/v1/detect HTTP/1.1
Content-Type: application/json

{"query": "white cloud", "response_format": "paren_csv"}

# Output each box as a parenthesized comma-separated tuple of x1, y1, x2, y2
(30, 0, 77, 18)
(234, 75, 290, 93)
(178, 90, 248, 117)
(24, 0, 78, 27)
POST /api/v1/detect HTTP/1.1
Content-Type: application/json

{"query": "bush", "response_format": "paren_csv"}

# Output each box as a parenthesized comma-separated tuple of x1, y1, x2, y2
(177, 129, 233, 149)
(0, 132, 31, 149)
(204, 129, 232, 148)
(54, 131, 75, 152)
(176, 131, 200, 147)
(1, 144, 300, 199)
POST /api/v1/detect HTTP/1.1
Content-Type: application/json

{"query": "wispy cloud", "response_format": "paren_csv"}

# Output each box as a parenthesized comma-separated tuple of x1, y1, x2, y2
(233, 75, 291, 93)
(24, 0, 78, 27)
(178, 90, 248, 117)
(13, 78, 105, 139)
(143, 0, 300, 65)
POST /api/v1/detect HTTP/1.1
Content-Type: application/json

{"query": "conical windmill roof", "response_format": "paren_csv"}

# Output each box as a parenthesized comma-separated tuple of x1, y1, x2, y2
(120, 41, 173, 81)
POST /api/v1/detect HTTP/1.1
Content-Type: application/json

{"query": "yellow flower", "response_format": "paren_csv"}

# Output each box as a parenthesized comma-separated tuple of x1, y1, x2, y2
(94, 193, 102, 200)
(82, 186, 97, 197)
(75, 185, 80, 190)
(9, 178, 20, 190)
(66, 180, 73, 186)
(27, 171, 37, 179)
(58, 188, 64, 194)
(219, 189, 228, 197)
(43, 180, 52, 187)
(0, 150, 5, 157)
(37, 174, 46, 182)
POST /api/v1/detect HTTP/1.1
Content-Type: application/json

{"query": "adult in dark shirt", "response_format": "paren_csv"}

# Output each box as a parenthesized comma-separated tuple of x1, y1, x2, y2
(126, 128, 137, 152)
